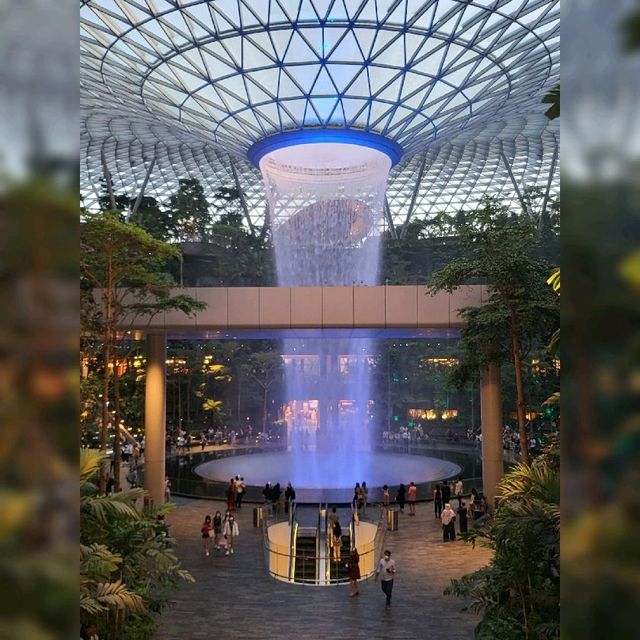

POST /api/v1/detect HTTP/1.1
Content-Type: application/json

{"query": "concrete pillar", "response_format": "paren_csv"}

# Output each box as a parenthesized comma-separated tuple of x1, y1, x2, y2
(144, 332, 167, 506)
(480, 363, 503, 506)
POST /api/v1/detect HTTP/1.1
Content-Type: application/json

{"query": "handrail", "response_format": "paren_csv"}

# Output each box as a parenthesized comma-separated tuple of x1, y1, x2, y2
(350, 510, 357, 552)
(324, 503, 331, 584)
(315, 504, 322, 585)
(288, 521, 299, 582)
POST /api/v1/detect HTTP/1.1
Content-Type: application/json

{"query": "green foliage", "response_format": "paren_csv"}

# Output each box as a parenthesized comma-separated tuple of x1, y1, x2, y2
(429, 198, 558, 383)
(80, 210, 180, 305)
(128, 197, 173, 241)
(80, 210, 205, 476)
(621, 8, 640, 50)
(542, 85, 560, 120)
(429, 197, 559, 459)
(167, 178, 210, 241)
(446, 461, 560, 639)
(80, 450, 193, 639)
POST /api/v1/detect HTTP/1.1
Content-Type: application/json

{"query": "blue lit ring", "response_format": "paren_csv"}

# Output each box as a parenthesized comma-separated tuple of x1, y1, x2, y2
(247, 129, 404, 168)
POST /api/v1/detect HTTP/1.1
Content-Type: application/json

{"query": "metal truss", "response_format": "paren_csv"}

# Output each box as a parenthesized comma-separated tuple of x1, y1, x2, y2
(80, 0, 559, 233)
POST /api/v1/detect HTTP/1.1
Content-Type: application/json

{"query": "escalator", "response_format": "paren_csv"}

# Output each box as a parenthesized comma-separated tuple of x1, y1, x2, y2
(293, 529, 317, 583)
(327, 533, 351, 582)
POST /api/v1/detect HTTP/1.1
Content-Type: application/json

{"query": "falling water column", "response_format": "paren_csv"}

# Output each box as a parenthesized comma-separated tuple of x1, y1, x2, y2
(249, 130, 402, 488)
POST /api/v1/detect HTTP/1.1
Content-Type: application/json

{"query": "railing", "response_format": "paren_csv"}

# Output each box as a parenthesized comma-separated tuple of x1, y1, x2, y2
(262, 507, 384, 586)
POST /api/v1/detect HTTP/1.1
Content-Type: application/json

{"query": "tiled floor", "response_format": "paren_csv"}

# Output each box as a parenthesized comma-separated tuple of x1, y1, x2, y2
(154, 498, 492, 640)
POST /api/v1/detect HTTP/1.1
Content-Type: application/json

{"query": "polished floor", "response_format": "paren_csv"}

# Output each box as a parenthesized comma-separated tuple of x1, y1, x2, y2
(154, 498, 492, 640)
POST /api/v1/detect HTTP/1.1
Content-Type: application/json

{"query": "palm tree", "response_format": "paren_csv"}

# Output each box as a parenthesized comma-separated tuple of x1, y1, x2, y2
(80, 450, 146, 632)
(80, 449, 193, 639)
(446, 460, 559, 639)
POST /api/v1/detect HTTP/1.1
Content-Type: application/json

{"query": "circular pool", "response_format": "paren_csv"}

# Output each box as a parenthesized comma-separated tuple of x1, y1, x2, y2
(194, 450, 461, 490)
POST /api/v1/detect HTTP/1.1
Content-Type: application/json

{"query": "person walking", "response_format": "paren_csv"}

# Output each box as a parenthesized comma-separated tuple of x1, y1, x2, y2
(212, 510, 223, 550)
(284, 481, 296, 513)
(382, 484, 390, 507)
(433, 484, 443, 518)
(272, 482, 282, 514)
(235, 477, 246, 509)
(454, 477, 464, 507)
(353, 482, 363, 518)
(223, 514, 239, 555)
(441, 481, 451, 506)
(361, 481, 369, 516)
(396, 483, 406, 513)
(226, 478, 236, 513)
(457, 501, 469, 535)
(374, 549, 396, 606)
(407, 482, 417, 516)
(201, 515, 212, 556)
(164, 476, 171, 502)
(346, 547, 361, 597)
(332, 518, 343, 561)
(441, 503, 456, 541)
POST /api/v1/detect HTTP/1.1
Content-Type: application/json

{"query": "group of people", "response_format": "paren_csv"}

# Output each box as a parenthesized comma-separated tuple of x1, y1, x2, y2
(193, 474, 487, 607)
(261, 481, 296, 514)
(200, 510, 239, 556)
(347, 546, 397, 605)
(351, 481, 369, 520)
(434, 482, 488, 541)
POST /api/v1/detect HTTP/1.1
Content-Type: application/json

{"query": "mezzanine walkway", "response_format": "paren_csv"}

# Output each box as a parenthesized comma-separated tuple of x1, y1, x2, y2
(154, 498, 492, 640)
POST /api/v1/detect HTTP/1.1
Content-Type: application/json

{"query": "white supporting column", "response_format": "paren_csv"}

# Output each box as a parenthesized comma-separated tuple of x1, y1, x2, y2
(145, 332, 167, 505)
(480, 363, 504, 505)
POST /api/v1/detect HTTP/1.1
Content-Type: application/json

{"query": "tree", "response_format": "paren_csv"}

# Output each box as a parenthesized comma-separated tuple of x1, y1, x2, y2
(429, 198, 559, 464)
(167, 178, 210, 241)
(98, 178, 130, 213)
(445, 458, 560, 639)
(81, 210, 204, 492)
(542, 85, 560, 121)
(128, 196, 173, 242)
(212, 186, 245, 227)
(195, 354, 230, 428)
(243, 352, 284, 433)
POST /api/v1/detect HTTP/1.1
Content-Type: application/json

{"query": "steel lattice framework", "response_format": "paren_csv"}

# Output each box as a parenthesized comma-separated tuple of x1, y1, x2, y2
(81, 0, 559, 235)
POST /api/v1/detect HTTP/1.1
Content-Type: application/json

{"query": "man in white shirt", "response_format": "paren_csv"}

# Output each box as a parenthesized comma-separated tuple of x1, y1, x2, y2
(374, 549, 397, 606)
(454, 478, 464, 506)
(441, 503, 457, 541)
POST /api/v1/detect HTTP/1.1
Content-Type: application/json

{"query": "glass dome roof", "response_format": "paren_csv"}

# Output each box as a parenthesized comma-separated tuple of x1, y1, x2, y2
(81, 0, 559, 234)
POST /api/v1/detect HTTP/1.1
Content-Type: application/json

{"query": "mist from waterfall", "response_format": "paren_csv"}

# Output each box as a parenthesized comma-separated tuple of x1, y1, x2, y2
(260, 143, 390, 489)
